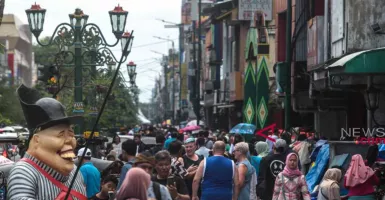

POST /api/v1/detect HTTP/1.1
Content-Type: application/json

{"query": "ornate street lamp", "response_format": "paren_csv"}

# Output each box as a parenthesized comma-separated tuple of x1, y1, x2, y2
(121, 31, 134, 56)
(127, 61, 136, 75)
(127, 61, 137, 85)
(25, 3, 46, 38)
(365, 86, 381, 111)
(107, 61, 117, 71)
(109, 4, 128, 39)
(69, 8, 89, 28)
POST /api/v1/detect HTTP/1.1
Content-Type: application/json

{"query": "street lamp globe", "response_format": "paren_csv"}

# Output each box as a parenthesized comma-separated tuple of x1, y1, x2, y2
(109, 5, 128, 39)
(121, 31, 134, 56)
(25, 3, 46, 38)
(127, 61, 137, 75)
(69, 8, 89, 28)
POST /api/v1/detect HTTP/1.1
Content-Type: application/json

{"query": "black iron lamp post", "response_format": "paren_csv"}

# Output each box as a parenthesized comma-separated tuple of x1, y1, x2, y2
(364, 86, 384, 127)
(365, 86, 380, 111)
(25, 3, 134, 135)
(127, 61, 137, 86)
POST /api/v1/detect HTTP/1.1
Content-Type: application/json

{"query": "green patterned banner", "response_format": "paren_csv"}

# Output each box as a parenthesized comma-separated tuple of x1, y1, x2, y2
(256, 56, 270, 129)
(243, 21, 258, 125)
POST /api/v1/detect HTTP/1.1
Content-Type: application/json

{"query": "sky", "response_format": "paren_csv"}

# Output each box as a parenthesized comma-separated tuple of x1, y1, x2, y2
(4, 0, 181, 103)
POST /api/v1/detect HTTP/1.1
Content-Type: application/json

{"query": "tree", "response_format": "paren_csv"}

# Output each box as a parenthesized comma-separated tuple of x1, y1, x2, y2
(0, 79, 25, 125)
(33, 37, 139, 131)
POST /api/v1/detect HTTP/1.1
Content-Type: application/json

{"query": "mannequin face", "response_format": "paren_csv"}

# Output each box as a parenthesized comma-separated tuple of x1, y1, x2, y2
(28, 124, 76, 176)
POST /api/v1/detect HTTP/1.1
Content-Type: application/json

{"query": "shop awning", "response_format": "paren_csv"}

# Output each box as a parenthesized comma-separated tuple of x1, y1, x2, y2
(327, 47, 385, 74)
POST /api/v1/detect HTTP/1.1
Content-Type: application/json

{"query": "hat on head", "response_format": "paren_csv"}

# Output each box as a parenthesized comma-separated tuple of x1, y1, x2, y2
(17, 84, 81, 132)
(77, 147, 92, 158)
(184, 138, 195, 144)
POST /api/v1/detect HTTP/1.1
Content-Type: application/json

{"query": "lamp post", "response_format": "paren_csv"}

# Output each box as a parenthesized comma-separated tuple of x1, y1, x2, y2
(153, 36, 176, 124)
(127, 61, 137, 86)
(365, 85, 381, 128)
(25, 3, 134, 135)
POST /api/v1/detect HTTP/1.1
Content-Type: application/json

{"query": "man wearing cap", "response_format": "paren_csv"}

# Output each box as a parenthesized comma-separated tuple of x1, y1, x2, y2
(7, 85, 87, 200)
(257, 138, 287, 200)
(78, 147, 101, 198)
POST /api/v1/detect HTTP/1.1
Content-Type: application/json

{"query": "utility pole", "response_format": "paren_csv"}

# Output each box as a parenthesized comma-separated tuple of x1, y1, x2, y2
(191, 12, 197, 123)
(171, 42, 175, 124)
(153, 37, 176, 123)
(285, 0, 292, 131)
(196, 0, 202, 126)
(163, 56, 169, 121)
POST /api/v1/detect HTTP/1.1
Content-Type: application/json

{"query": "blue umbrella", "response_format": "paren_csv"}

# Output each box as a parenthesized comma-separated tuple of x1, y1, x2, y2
(230, 123, 256, 134)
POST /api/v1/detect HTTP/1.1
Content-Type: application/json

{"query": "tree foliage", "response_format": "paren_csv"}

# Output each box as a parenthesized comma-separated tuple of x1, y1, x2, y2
(0, 79, 24, 125)
(32, 38, 138, 130)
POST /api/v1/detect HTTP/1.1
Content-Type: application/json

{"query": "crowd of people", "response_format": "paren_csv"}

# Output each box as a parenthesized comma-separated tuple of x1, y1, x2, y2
(75, 127, 385, 200)
(6, 85, 384, 200)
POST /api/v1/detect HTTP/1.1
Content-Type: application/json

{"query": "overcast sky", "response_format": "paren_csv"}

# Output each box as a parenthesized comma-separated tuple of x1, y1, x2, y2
(5, 0, 181, 103)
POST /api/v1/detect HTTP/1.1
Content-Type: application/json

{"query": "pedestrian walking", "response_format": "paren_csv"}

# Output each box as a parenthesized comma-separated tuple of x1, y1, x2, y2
(317, 168, 342, 200)
(344, 154, 379, 200)
(234, 142, 257, 200)
(192, 141, 239, 200)
(258, 139, 287, 200)
(77, 147, 101, 198)
(115, 168, 151, 200)
(272, 153, 310, 200)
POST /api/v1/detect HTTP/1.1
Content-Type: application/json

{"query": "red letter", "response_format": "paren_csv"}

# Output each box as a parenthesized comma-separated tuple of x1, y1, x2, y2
(360, 137, 367, 145)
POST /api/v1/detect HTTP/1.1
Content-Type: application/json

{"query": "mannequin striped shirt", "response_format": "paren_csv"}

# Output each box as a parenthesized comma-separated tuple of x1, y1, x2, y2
(7, 153, 86, 200)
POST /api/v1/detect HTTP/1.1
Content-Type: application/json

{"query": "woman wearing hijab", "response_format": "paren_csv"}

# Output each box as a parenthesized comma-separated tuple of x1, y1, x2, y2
(250, 141, 269, 176)
(344, 154, 379, 200)
(116, 168, 151, 200)
(365, 145, 379, 168)
(292, 134, 312, 174)
(317, 168, 342, 200)
(272, 153, 310, 200)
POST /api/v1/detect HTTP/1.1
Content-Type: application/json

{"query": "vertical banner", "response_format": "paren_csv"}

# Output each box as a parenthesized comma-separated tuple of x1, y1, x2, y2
(243, 16, 258, 125)
(256, 55, 269, 129)
(255, 12, 270, 129)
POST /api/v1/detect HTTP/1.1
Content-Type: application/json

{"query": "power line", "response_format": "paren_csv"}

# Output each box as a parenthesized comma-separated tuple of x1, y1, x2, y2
(109, 38, 178, 51)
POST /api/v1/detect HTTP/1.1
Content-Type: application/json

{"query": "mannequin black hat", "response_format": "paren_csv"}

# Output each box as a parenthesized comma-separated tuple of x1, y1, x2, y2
(17, 84, 81, 133)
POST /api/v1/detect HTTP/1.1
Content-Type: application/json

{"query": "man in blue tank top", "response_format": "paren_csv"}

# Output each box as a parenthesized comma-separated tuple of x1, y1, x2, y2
(192, 141, 239, 200)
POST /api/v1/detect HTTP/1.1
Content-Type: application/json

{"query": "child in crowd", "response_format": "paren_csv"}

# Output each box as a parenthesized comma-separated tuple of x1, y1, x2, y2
(89, 175, 118, 200)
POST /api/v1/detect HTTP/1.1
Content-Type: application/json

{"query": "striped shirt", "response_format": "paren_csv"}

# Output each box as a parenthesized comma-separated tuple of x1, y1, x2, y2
(7, 153, 86, 200)
(171, 157, 188, 178)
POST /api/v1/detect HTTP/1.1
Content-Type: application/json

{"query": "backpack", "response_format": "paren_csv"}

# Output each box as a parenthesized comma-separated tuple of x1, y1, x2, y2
(152, 181, 162, 200)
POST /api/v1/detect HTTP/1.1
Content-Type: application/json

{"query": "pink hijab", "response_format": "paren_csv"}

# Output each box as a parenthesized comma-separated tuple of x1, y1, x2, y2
(345, 154, 375, 187)
(282, 153, 302, 178)
(115, 168, 151, 200)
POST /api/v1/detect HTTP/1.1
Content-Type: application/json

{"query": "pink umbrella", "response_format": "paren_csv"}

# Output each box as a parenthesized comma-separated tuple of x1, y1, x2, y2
(182, 125, 201, 132)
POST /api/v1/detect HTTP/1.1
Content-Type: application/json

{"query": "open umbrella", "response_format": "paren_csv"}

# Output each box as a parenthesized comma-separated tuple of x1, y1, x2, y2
(181, 125, 201, 132)
(230, 123, 256, 135)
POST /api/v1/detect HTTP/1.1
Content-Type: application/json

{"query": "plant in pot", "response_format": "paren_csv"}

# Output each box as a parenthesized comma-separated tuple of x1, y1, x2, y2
(47, 76, 58, 94)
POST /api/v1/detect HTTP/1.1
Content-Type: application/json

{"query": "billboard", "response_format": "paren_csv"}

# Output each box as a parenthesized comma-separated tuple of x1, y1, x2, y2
(238, 0, 273, 21)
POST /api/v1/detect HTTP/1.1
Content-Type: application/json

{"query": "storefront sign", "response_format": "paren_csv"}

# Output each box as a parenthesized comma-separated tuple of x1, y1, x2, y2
(238, 0, 273, 21)
(307, 16, 325, 71)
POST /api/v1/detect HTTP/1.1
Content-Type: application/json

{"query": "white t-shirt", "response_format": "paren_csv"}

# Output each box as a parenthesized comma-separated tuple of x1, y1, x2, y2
(112, 143, 122, 156)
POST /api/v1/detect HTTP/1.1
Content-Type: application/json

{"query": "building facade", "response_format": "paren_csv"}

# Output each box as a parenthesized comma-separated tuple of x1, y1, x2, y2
(0, 14, 36, 87)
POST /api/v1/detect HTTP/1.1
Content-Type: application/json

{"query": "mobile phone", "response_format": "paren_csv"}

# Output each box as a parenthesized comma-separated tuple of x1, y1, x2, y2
(167, 175, 175, 186)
